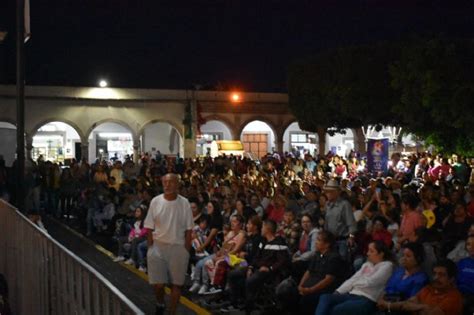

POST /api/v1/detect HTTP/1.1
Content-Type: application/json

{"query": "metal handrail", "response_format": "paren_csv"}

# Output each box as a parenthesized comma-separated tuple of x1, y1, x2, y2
(0, 200, 145, 315)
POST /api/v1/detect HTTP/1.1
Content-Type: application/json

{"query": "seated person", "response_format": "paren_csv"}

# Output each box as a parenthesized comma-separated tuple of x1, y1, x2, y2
(351, 220, 372, 271)
(189, 196, 204, 225)
(188, 200, 223, 291)
(223, 220, 290, 313)
(371, 216, 393, 249)
(448, 223, 474, 262)
(291, 214, 319, 280)
(377, 242, 429, 313)
(277, 209, 300, 253)
(441, 201, 473, 257)
(382, 259, 463, 315)
(113, 205, 148, 266)
(136, 239, 148, 272)
(456, 235, 474, 314)
(296, 231, 345, 315)
(315, 240, 394, 315)
(92, 195, 116, 232)
(221, 215, 263, 312)
(202, 214, 247, 294)
(191, 216, 210, 260)
(238, 215, 264, 265)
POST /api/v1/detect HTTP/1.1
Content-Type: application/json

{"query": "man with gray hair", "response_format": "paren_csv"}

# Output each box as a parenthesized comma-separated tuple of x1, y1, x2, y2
(323, 179, 356, 260)
(145, 173, 194, 315)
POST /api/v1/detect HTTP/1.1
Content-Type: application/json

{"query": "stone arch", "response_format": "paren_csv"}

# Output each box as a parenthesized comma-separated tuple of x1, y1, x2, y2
(236, 116, 278, 139)
(282, 121, 320, 154)
(325, 128, 356, 157)
(29, 118, 86, 143)
(201, 114, 237, 139)
(278, 119, 300, 143)
(0, 118, 17, 127)
(86, 119, 137, 162)
(281, 119, 298, 133)
(238, 117, 279, 156)
(30, 120, 85, 163)
(138, 119, 184, 140)
(0, 120, 19, 166)
(85, 118, 137, 141)
(139, 119, 184, 158)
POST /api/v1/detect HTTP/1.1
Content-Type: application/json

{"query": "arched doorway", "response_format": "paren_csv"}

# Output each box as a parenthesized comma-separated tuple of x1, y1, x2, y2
(0, 122, 17, 166)
(283, 122, 319, 156)
(32, 121, 81, 163)
(141, 121, 183, 158)
(88, 122, 134, 162)
(240, 120, 276, 158)
(325, 128, 354, 157)
(197, 120, 233, 156)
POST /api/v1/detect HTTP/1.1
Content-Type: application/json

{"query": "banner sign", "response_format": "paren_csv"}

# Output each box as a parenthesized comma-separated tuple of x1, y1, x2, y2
(367, 138, 389, 175)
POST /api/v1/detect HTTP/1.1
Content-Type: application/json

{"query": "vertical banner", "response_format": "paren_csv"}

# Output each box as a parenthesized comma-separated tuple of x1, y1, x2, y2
(367, 138, 389, 175)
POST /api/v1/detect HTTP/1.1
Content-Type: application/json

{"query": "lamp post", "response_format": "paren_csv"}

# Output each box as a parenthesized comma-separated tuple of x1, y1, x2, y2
(16, 0, 25, 212)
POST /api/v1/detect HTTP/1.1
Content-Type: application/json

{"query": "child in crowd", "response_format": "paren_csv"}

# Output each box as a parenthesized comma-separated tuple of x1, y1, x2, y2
(278, 209, 301, 254)
(113, 205, 148, 268)
(192, 216, 210, 259)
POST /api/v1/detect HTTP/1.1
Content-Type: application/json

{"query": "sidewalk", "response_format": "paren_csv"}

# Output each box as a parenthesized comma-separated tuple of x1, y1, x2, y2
(43, 216, 209, 315)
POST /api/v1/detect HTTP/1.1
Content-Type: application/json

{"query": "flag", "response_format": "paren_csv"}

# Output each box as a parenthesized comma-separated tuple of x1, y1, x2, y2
(24, 0, 31, 42)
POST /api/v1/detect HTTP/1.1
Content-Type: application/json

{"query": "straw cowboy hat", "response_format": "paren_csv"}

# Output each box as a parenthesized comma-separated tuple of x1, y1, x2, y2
(323, 179, 341, 191)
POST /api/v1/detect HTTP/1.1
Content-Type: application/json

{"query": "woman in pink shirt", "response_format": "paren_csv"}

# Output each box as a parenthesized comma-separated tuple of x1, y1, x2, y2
(398, 194, 423, 248)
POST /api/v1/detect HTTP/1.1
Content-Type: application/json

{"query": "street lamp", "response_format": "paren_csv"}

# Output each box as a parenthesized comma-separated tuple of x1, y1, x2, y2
(99, 80, 108, 88)
(230, 92, 241, 103)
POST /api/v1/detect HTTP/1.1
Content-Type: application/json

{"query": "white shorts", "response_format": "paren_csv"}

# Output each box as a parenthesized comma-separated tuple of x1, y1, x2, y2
(147, 242, 189, 286)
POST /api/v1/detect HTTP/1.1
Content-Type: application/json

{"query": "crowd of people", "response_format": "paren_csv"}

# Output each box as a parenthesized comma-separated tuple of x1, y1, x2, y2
(1, 149, 474, 315)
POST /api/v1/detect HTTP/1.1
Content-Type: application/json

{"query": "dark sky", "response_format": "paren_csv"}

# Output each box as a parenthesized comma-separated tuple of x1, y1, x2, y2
(2, 0, 474, 92)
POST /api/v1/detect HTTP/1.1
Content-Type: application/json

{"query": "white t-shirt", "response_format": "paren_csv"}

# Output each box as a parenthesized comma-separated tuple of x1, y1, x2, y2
(144, 194, 194, 245)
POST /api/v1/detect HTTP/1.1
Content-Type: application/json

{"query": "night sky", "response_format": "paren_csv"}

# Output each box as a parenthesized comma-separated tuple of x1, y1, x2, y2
(2, 0, 474, 92)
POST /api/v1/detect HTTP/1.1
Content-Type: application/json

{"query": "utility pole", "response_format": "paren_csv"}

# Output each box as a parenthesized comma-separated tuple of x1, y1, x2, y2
(16, 0, 25, 212)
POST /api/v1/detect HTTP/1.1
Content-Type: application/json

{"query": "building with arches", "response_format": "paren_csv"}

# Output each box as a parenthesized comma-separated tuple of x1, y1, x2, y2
(0, 85, 386, 165)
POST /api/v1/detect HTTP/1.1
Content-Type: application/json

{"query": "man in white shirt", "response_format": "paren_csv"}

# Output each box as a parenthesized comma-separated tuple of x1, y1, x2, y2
(145, 173, 194, 315)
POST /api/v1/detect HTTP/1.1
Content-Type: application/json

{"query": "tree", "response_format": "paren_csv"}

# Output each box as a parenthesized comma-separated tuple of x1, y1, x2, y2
(287, 42, 399, 135)
(390, 37, 474, 155)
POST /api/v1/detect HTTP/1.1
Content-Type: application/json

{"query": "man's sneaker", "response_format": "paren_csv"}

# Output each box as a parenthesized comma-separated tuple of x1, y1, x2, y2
(220, 304, 243, 313)
(138, 266, 147, 273)
(202, 286, 222, 295)
(113, 256, 125, 262)
(124, 258, 135, 265)
(189, 282, 201, 293)
(198, 284, 209, 295)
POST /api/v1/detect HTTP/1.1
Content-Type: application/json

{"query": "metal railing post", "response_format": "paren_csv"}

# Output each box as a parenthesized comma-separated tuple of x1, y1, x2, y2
(0, 200, 144, 315)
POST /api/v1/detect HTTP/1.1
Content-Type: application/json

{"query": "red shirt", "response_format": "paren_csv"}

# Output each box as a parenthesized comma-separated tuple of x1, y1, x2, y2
(299, 232, 309, 253)
(266, 204, 285, 223)
(467, 200, 474, 217)
(416, 285, 463, 315)
(372, 229, 393, 248)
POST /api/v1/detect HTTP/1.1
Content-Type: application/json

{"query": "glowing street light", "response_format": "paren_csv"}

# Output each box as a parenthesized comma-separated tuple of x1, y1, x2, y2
(231, 92, 241, 103)
(99, 80, 108, 88)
